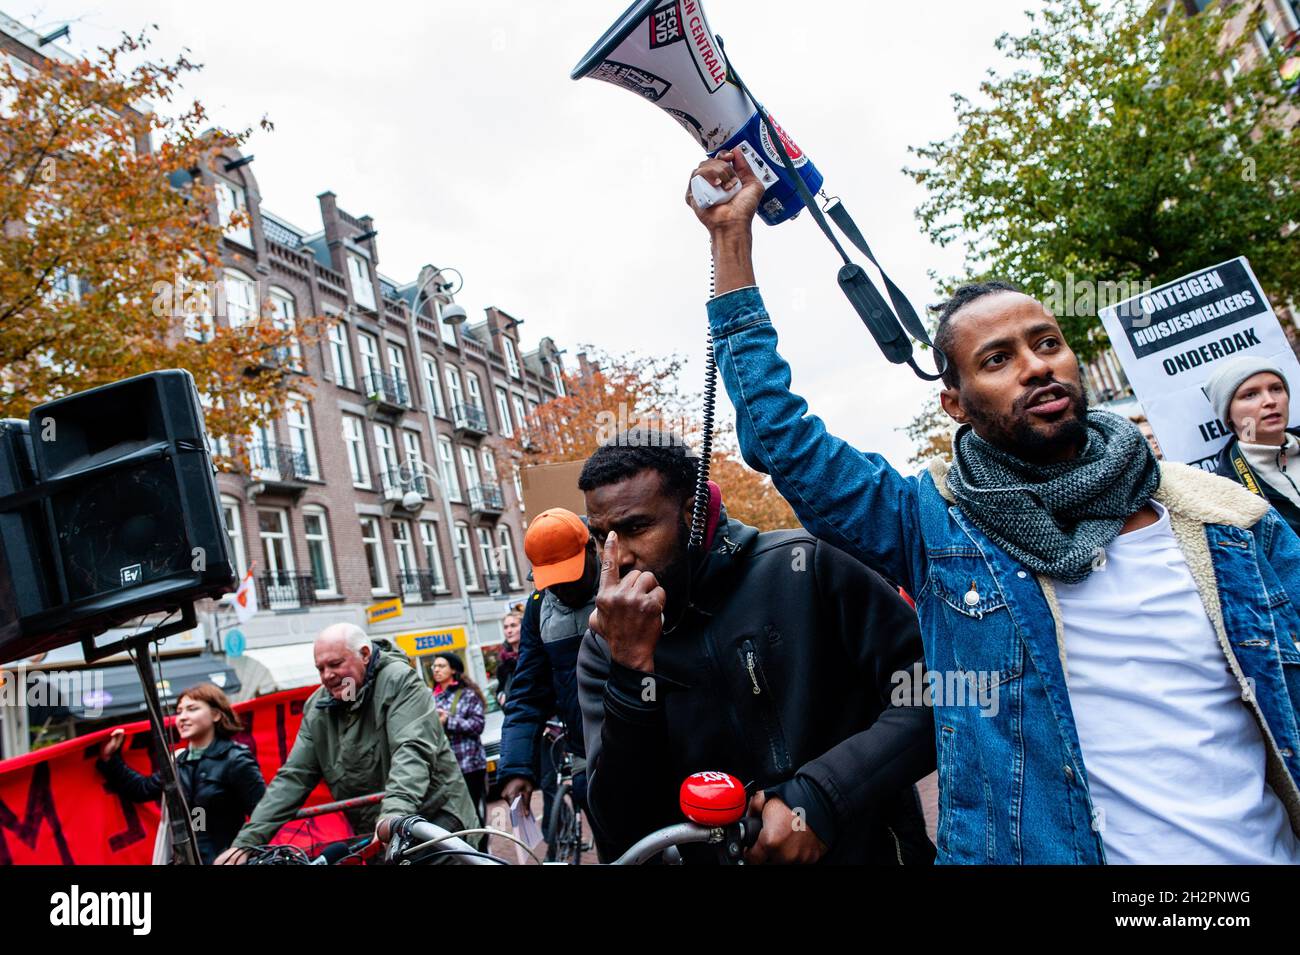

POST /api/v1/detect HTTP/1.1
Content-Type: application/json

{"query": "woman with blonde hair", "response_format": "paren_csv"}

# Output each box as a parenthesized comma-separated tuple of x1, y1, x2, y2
(97, 682, 266, 864)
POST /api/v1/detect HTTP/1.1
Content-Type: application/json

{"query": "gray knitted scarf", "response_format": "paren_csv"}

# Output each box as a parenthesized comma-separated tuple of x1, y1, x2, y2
(945, 411, 1160, 583)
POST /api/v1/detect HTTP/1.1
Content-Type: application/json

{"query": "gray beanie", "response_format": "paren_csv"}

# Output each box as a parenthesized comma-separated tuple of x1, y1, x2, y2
(1203, 355, 1289, 426)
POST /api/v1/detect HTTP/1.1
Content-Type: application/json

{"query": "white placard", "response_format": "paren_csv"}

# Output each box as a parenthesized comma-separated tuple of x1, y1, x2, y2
(1098, 256, 1299, 470)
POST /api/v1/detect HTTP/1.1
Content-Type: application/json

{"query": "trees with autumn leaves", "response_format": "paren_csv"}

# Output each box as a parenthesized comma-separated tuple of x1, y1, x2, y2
(505, 349, 800, 532)
(0, 29, 319, 464)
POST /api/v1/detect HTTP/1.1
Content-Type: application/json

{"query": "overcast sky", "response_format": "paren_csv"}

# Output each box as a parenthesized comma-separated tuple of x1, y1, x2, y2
(9, 0, 1035, 467)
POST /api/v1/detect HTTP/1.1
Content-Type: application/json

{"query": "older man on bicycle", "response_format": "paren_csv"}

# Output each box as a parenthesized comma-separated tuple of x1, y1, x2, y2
(215, 624, 478, 862)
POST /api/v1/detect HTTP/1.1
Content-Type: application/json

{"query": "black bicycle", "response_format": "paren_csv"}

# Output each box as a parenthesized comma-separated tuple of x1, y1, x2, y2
(543, 718, 589, 865)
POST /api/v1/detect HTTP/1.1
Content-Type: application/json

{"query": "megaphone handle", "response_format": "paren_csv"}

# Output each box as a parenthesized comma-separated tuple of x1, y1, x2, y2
(690, 174, 741, 210)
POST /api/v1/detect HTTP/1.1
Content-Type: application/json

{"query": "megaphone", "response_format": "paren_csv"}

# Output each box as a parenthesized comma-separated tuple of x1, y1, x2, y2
(571, 0, 822, 226)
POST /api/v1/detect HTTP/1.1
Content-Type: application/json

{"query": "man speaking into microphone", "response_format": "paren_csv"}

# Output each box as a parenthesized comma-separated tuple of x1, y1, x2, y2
(686, 149, 1300, 865)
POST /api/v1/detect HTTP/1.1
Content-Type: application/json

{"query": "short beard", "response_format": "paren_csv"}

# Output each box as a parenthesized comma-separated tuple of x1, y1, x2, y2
(963, 379, 1089, 464)
(654, 516, 693, 620)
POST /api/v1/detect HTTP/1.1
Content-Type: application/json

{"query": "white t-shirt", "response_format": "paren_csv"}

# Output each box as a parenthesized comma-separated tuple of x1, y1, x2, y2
(1054, 500, 1300, 864)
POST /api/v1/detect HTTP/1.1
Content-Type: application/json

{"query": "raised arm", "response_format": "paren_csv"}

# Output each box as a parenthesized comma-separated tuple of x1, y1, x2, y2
(686, 149, 927, 593)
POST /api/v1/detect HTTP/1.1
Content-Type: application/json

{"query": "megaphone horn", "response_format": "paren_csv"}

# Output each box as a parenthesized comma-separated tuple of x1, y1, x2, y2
(571, 0, 823, 226)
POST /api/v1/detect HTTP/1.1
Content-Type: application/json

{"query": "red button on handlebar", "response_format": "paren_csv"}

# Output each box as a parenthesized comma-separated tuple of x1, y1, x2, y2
(679, 771, 747, 825)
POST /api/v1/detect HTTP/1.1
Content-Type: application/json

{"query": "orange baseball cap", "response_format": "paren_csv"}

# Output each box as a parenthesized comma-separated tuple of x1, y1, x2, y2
(524, 508, 590, 590)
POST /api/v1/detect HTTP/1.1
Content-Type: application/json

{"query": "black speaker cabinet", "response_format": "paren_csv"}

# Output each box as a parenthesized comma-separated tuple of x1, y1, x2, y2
(0, 370, 236, 661)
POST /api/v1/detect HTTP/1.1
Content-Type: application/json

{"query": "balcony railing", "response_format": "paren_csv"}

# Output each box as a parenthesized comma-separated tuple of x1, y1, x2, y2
(452, 403, 490, 435)
(381, 468, 428, 497)
(364, 372, 411, 410)
(257, 571, 318, 611)
(397, 569, 445, 602)
(468, 483, 505, 513)
(250, 442, 312, 483)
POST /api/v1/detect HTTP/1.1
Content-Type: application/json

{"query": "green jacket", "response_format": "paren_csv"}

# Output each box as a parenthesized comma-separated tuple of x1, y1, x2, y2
(232, 640, 478, 848)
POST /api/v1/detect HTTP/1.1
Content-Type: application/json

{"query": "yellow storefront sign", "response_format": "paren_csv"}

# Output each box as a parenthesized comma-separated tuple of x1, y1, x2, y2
(393, 626, 469, 658)
(366, 598, 403, 626)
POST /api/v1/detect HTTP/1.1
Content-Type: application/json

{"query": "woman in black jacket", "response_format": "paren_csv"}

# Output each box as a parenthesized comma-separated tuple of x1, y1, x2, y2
(97, 682, 266, 864)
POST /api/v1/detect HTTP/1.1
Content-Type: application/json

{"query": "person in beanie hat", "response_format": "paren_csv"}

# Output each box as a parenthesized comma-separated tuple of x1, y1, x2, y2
(1206, 355, 1300, 533)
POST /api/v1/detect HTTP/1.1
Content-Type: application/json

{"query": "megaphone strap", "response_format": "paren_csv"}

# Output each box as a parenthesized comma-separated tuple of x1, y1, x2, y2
(718, 36, 946, 382)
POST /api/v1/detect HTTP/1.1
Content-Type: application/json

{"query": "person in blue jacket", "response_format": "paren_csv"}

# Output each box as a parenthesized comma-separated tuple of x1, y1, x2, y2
(498, 508, 598, 820)
(683, 148, 1300, 864)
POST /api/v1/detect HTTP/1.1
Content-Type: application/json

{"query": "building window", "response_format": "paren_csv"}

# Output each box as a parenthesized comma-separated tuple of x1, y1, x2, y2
(496, 525, 521, 588)
(374, 423, 399, 490)
(1257, 12, 1278, 51)
(268, 287, 303, 369)
(257, 509, 294, 577)
(444, 365, 465, 412)
(249, 415, 278, 479)
(454, 522, 477, 590)
(329, 321, 356, 389)
(466, 371, 485, 411)
(347, 252, 376, 310)
(477, 527, 498, 589)
(436, 300, 458, 347)
(221, 496, 246, 577)
(419, 521, 447, 591)
(360, 516, 389, 595)
(512, 394, 529, 439)
(200, 391, 232, 458)
(551, 358, 566, 396)
(342, 415, 371, 488)
(387, 342, 410, 403)
(216, 178, 252, 248)
(494, 387, 514, 437)
(392, 521, 419, 599)
(422, 353, 445, 416)
(223, 269, 257, 329)
(303, 507, 337, 596)
(285, 396, 319, 479)
(402, 431, 424, 491)
(180, 272, 214, 342)
(480, 447, 497, 487)
(358, 332, 381, 395)
(460, 445, 481, 491)
(503, 337, 521, 379)
(512, 463, 524, 510)
(438, 436, 462, 502)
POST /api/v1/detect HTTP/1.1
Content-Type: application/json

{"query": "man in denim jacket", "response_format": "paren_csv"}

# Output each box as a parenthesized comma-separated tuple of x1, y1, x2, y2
(687, 149, 1300, 864)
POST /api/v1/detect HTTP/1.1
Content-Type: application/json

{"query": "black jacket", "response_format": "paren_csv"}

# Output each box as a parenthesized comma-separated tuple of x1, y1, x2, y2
(577, 512, 935, 864)
(1214, 428, 1300, 534)
(97, 736, 266, 864)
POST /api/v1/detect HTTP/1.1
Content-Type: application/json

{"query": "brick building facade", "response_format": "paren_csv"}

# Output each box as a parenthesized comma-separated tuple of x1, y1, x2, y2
(201, 148, 568, 679)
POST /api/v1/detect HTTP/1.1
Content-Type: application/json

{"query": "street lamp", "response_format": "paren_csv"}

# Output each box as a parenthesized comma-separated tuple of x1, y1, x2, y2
(397, 457, 481, 651)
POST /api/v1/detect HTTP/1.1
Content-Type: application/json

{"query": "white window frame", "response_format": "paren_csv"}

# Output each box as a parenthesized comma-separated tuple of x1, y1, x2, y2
(477, 526, 499, 589)
(503, 337, 521, 378)
(302, 506, 337, 597)
(419, 520, 447, 591)
(387, 342, 410, 402)
(285, 395, 319, 479)
(480, 447, 497, 487)
(422, 353, 445, 417)
(455, 522, 478, 590)
(496, 525, 521, 588)
(438, 436, 462, 502)
(360, 516, 389, 595)
(374, 423, 399, 490)
(512, 394, 528, 439)
(221, 496, 247, 577)
(223, 268, 257, 330)
(392, 520, 419, 599)
(216, 178, 252, 248)
(342, 415, 371, 488)
(268, 287, 303, 369)
(466, 371, 485, 410)
(494, 387, 514, 437)
(460, 445, 481, 492)
(436, 300, 458, 347)
(358, 332, 381, 394)
(444, 364, 465, 412)
(402, 430, 424, 493)
(257, 508, 294, 576)
(347, 252, 376, 310)
(329, 321, 356, 389)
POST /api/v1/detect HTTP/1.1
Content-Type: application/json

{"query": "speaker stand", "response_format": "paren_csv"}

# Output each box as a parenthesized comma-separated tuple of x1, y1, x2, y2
(84, 603, 204, 865)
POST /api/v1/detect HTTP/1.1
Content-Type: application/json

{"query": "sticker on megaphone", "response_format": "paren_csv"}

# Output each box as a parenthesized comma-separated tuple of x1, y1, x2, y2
(690, 141, 778, 209)
(572, 0, 823, 225)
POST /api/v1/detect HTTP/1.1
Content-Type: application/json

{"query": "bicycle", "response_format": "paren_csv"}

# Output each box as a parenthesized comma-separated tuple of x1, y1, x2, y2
(542, 718, 589, 865)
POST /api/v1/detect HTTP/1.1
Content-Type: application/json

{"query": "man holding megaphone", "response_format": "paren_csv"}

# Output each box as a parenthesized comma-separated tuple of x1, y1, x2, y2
(688, 149, 1300, 865)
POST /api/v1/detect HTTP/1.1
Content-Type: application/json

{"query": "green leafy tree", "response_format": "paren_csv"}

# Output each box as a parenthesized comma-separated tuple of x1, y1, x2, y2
(906, 0, 1299, 362)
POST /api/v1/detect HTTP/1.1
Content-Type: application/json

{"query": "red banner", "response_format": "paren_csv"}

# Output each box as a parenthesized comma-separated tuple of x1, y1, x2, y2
(0, 685, 353, 864)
